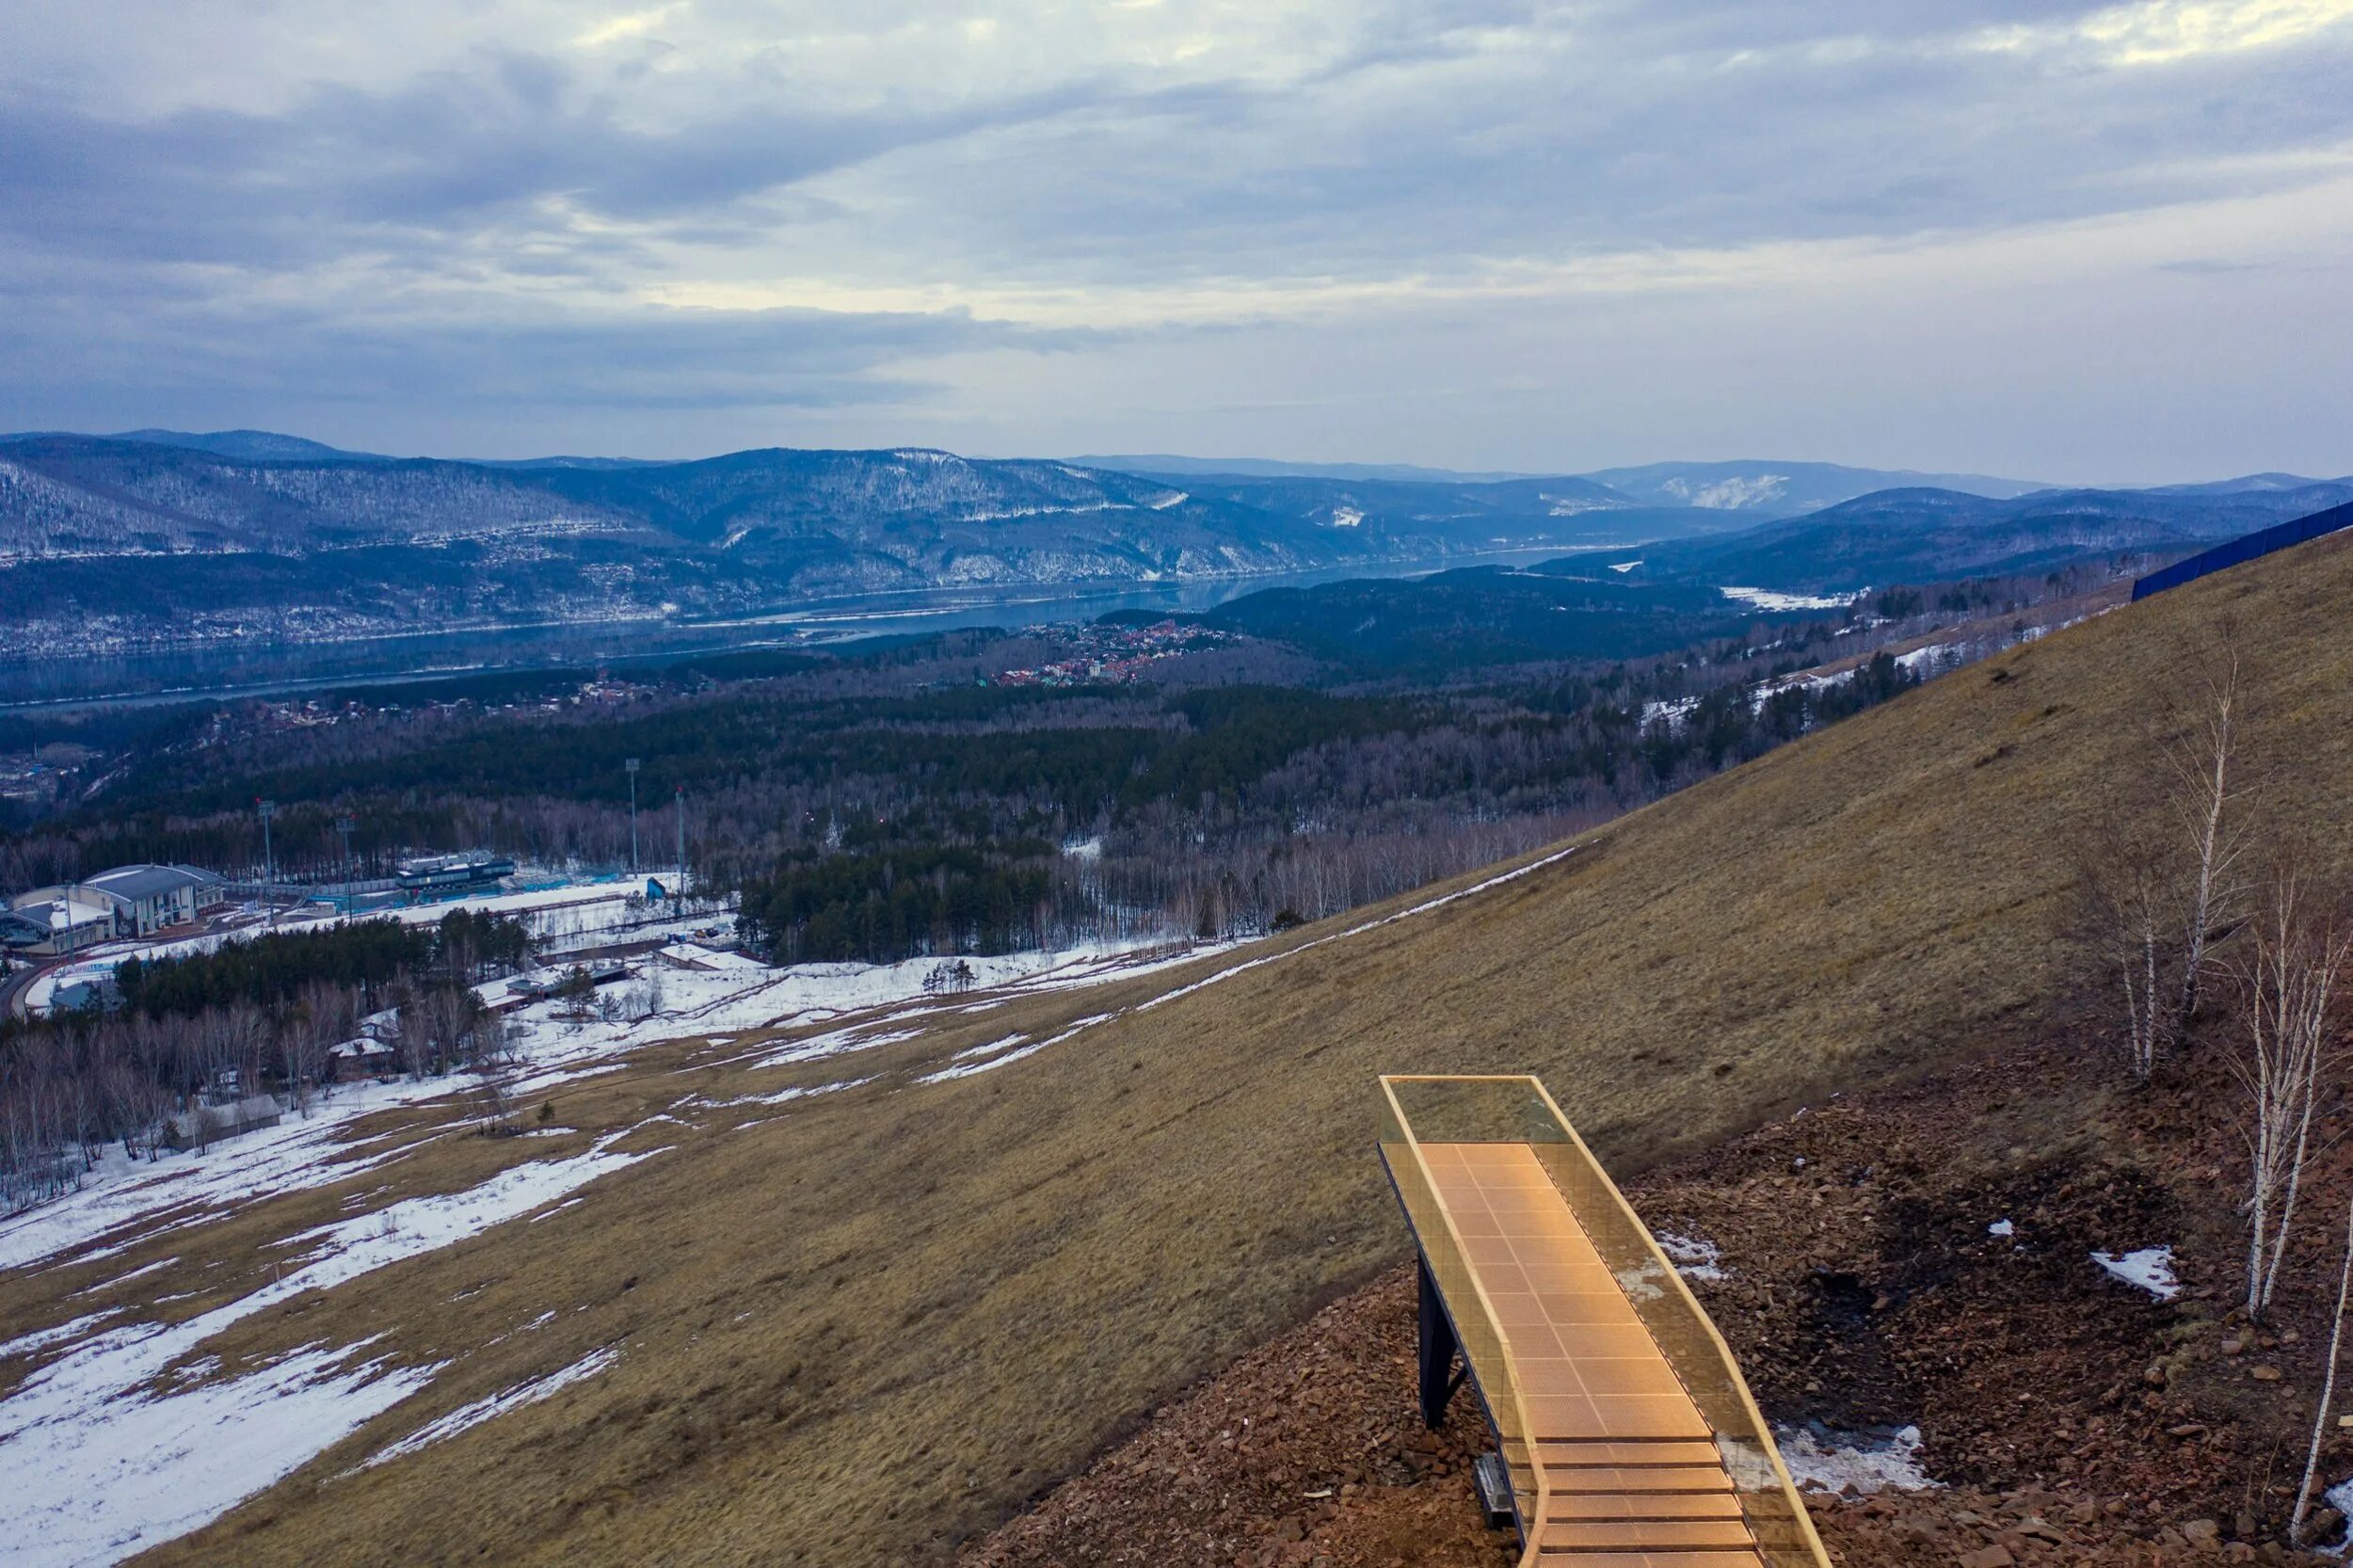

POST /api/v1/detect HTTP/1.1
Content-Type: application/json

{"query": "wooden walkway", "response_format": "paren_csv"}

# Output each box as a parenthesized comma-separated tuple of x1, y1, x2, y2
(1379, 1077, 1829, 1568)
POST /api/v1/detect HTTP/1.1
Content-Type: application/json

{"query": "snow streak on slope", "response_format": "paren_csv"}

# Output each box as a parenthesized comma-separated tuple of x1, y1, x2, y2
(0, 935, 1257, 1566)
(906, 843, 1584, 1083)
(362, 1345, 621, 1469)
(0, 1135, 648, 1568)
(0, 1074, 466, 1273)
(0, 844, 1590, 1566)
(916, 1017, 1113, 1083)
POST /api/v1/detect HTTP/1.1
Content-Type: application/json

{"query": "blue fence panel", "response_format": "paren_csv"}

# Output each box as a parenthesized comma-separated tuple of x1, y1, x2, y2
(2132, 501, 2353, 601)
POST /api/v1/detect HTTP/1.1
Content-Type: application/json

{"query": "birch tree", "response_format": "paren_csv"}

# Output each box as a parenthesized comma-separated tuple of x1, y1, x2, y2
(2169, 654, 2249, 1032)
(2294, 1193, 2353, 1545)
(2079, 807, 2179, 1083)
(2235, 867, 2351, 1320)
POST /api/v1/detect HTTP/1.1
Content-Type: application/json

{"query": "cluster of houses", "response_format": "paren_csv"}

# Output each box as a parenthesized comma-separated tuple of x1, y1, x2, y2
(979, 619, 1235, 689)
(1, 863, 229, 957)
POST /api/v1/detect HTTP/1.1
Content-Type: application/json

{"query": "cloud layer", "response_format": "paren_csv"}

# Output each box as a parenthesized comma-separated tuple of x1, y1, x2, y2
(2, 1, 2348, 477)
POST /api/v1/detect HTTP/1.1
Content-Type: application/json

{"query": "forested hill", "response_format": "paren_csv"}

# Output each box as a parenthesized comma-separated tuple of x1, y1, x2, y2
(8, 430, 2345, 657)
(0, 436, 1701, 654)
(1542, 480, 2353, 593)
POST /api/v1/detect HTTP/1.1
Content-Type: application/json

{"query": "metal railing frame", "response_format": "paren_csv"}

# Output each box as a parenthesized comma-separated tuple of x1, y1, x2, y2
(1378, 1072, 1833, 1568)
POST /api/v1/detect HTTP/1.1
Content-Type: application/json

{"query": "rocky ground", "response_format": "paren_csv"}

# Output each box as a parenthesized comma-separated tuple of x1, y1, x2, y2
(959, 1025, 2353, 1567)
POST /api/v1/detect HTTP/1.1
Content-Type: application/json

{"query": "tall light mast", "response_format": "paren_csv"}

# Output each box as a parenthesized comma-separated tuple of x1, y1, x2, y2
(626, 758, 641, 874)
(258, 798, 277, 927)
(336, 814, 357, 914)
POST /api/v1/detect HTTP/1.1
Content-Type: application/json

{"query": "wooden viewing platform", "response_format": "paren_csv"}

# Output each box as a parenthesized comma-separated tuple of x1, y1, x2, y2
(1377, 1075, 1832, 1568)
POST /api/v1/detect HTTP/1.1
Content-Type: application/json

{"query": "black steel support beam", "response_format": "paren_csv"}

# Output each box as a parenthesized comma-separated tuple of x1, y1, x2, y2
(1417, 1255, 1465, 1428)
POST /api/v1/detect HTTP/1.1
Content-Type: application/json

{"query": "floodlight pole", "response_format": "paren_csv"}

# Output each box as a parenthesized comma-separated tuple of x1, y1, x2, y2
(626, 759, 641, 875)
(336, 815, 357, 913)
(258, 798, 278, 927)
(675, 786, 685, 890)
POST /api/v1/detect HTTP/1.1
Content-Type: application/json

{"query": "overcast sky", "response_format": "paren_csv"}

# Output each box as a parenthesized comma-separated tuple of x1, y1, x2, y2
(2, 1, 2348, 480)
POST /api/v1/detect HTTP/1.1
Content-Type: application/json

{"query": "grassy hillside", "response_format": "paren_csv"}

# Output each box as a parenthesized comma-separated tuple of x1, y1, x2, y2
(67, 529, 2353, 1566)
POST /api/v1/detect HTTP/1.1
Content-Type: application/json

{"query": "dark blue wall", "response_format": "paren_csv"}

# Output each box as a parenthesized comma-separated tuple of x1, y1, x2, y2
(2132, 501, 2353, 602)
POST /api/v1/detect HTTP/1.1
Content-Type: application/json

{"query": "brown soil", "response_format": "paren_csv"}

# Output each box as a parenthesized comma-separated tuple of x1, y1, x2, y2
(962, 1025, 2353, 1568)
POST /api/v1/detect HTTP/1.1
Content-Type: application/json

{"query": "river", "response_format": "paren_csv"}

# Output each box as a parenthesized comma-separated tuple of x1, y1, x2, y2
(0, 548, 1578, 712)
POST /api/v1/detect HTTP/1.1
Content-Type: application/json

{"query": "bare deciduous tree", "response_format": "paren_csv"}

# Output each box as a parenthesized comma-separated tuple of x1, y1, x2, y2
(2294, 1192, 2353, 1545)
(2079, 806, 2180, 1083)
(2234, 865, 2351, 1320)
(2169, 652, 2249, 1032)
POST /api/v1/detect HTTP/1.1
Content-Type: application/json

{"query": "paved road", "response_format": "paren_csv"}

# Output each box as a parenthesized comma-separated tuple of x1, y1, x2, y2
(1, 956, 52, 1020)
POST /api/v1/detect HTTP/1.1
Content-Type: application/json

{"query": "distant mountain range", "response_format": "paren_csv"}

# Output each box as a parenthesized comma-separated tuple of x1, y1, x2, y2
(0, 433, 1730, 658)
(1576, 459, 2050, 515)
(1067, 454, 1548, 485)
(109, 428, 388, 463)
(91, 428, 665, 472)
(1540, 481, 2353, 593)
(1, 426, 2344, 660)
(1080, 454, 2052, 515)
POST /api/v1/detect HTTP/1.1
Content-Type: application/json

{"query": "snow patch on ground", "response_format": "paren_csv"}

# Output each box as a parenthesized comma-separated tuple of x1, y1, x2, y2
(2091, 1245, 2180, 1300)
(1775, 1422, 1937, 1494)
(363, 1345, 620, 1470)
(1989, 1218, 2014, 1238)
(0, 1309, 119, 1361)
(946, 1032, 1032, 1064)
(2323, 1477, 2353, 1556)
(1642, 696, 1699, 728)
(1, 1336, 432, 1568)
(720, 1075, 878, 1109)
(73, 1256, 177, 1297)
(0, 1134, 648, 1567)
(1897, 643, 1959, 674)
(0, 1074, 478, 1274)
(917, 1016, 1112, 1083)
(655, 943, 766, 973)
(1719, 585, 1857, 612)
(641, 938, 1199, 1069)
(1654, 1231, 1727, 1281)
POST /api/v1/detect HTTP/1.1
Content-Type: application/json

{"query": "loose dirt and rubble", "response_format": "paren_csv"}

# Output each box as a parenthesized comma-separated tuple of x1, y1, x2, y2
(961, 1027, 2353, 1568)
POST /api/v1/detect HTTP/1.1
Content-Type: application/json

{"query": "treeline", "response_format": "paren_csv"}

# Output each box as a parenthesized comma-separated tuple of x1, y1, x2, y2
(113, 910, 531, 1017)
(6, 615, 1970, 969)
(6, 574, 2063, 977)
(739, 840, 1064, 964)
(2, 913, 532, 1213)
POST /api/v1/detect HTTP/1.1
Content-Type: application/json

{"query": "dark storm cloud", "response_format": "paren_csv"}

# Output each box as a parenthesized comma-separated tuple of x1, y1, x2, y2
(0, 48, 1099, 269)
(0, 278, 1076, 422)
(1, 1, 2348, 466)
(913, 3, 2353, 283)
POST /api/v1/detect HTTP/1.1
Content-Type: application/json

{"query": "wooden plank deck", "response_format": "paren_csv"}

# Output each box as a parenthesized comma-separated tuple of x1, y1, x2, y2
(1417, 1141, 1765, 1565)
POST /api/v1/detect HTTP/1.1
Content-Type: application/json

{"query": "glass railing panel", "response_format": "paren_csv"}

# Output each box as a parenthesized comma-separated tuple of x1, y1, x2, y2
(1377, 1079, 1542, 1543)
(1380, 1075, 1832, 1568)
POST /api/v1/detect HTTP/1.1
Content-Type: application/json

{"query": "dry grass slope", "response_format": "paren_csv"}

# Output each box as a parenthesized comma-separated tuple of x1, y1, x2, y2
(55, 531, 2353, 1566)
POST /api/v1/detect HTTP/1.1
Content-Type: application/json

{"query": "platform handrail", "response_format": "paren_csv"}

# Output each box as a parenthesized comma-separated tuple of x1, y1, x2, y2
(1379, 1073, 1833, 1568)
(1377, 1079, 1549, 1547)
